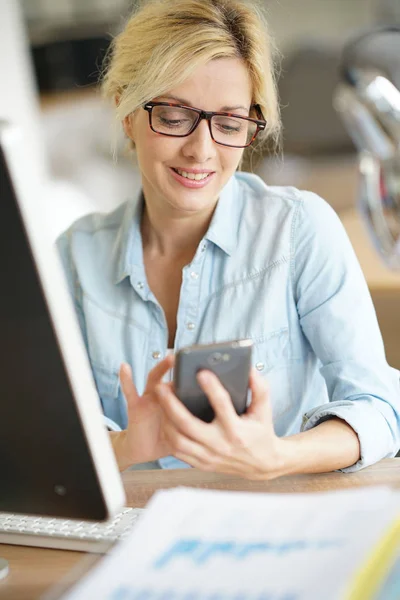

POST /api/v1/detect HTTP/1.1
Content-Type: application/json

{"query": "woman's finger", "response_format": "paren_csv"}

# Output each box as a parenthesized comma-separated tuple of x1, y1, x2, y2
(156, 383, 211, 444)
(196, 370, 238, 434)
(162, 419, 216, 467)
(147, 353, 175, 387)
(119, 363, 140, 410)
(246, 368, 271, 421)
(170, 451, 211, 471)
(171, 448, 242, 475)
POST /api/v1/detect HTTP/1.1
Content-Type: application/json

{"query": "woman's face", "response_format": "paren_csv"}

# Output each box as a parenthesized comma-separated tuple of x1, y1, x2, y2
(124, 57, 253, 215)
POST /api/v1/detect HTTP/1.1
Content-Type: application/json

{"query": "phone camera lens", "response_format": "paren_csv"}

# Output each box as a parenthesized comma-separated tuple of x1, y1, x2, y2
(209, 352, 223, 365)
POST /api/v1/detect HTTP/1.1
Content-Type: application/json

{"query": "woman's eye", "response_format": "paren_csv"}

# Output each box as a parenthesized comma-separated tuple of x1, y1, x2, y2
(159, 117, 187, 127)
(155, 110, 193, 128)
(222, 124, 241, 132)
(214, 119, 245, 134)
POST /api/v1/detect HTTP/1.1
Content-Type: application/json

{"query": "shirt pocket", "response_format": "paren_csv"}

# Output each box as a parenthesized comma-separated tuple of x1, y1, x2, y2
(92, 366, 127, 430)
(252, 329, 292, 420)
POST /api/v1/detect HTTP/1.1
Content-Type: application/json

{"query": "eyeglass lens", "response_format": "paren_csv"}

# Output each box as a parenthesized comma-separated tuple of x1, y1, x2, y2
(151, 105, 257, 146)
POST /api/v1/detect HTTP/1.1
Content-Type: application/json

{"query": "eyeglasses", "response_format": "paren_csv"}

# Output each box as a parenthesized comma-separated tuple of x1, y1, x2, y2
(143, 101, 267, 148)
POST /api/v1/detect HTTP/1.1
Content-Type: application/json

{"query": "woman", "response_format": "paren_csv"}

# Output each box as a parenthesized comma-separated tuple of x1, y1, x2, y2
(58, 0, 400, 478)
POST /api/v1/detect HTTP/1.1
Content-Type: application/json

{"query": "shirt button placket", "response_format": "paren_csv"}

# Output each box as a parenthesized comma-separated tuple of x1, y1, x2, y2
(179, 244, 205, 346)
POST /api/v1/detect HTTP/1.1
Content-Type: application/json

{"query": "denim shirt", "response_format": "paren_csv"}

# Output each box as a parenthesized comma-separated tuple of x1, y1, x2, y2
(56, 172, 400, 472)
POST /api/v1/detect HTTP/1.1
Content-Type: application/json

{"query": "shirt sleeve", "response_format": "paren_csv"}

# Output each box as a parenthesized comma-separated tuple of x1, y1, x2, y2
(55, 230, 122, 433)
(293, 192, 400, 472)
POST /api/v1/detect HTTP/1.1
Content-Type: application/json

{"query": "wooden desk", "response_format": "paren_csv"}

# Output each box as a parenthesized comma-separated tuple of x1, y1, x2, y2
(1, 459, 400, 600)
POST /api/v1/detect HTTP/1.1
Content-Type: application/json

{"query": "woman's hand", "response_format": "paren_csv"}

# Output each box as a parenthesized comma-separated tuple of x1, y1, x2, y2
(155, 368, 286, 480)
(111, 355, 175, 471)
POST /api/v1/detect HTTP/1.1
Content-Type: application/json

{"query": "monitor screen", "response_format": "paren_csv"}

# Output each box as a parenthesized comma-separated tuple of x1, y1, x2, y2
(0, 122, 124, 520)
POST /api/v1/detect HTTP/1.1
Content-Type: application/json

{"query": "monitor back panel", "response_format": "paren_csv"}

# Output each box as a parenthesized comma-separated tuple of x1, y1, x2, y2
(0, 141, 110, 520)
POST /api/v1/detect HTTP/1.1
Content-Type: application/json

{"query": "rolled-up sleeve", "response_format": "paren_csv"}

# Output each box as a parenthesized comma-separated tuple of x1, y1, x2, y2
(294, 192, 400, 472)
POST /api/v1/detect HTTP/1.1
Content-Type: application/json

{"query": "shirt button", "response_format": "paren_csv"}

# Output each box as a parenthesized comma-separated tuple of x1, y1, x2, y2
(201, 243, 207, 252)
(190, 271, 199, 280)
(152, 351, 161, 359)
(255, 362, 265, 371)
(137, 282, 144, 289)
(187, 322, 195, 331)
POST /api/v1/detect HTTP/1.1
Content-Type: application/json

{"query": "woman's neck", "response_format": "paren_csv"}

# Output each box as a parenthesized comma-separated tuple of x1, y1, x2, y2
(141, 199, 216, 262)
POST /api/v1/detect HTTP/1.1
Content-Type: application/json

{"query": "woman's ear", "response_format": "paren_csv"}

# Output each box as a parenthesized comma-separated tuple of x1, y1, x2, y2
(115, 94, 135, 142)
(122, 114, 135, 141)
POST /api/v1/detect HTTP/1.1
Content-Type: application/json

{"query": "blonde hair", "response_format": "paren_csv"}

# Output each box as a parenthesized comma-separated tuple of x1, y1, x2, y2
(102, 0, 281, 154)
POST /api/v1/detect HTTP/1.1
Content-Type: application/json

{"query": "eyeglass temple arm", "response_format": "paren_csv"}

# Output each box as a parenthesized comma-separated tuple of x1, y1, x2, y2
(253, 104, 266, 127)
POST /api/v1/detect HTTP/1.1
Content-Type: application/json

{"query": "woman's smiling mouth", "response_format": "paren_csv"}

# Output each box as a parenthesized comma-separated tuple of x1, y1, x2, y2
(170, 167, 216, 188)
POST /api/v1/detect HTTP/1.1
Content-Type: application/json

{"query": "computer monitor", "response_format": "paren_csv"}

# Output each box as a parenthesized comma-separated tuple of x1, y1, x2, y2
(0, 121, 125, 522)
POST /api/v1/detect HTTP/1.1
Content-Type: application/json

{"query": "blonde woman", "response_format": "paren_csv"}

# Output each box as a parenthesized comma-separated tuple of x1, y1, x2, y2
(58, 0, 400, 478)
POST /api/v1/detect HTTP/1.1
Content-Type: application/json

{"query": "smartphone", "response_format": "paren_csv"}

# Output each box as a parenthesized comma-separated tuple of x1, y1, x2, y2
(173, 339, 253, 423)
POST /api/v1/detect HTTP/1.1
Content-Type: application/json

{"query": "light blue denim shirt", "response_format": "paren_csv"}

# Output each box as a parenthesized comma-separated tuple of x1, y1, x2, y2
(57, 172, 400, 472)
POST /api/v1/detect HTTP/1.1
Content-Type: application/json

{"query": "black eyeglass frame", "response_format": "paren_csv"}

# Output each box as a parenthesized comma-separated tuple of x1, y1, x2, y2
(143, 101, 267, 148)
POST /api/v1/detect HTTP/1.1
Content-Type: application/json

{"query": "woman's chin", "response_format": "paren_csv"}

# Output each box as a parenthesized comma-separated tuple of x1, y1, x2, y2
(164, 182, 219, 213)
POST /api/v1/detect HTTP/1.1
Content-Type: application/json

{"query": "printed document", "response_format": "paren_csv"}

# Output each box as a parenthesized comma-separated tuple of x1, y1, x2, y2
(61, 486, 400, 600)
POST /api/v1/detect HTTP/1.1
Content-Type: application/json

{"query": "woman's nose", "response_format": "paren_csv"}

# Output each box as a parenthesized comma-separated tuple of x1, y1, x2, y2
(181, 118, 217, 163)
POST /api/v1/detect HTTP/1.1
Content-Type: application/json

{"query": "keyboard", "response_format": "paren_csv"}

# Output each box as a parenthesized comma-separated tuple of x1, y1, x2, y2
(0, 507, 144, 553)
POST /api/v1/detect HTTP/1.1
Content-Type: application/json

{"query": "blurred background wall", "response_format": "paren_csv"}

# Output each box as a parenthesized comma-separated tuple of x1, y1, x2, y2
(3, 0, 400, 366)
(20, 0, 392, 211)
(19, 0, 386, 214)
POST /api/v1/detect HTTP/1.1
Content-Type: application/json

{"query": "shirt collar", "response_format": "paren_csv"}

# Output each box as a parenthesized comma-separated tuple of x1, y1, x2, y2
(113, 174, 240, 283)
(113, 190, 144, 284)
(204, 175, 240, 257)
